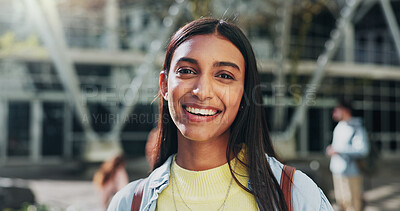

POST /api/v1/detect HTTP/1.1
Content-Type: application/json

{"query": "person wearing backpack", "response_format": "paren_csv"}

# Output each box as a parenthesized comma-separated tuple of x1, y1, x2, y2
(326, 99, 369, 211)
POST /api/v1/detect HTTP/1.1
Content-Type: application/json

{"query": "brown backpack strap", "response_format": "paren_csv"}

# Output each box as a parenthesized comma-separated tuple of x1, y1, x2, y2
(280, 165, 296, 211)
(131, 178, 147, 211)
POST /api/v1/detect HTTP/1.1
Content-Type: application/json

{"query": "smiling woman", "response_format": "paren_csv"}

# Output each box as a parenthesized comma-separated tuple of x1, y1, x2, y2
(107, 18, 334, 211)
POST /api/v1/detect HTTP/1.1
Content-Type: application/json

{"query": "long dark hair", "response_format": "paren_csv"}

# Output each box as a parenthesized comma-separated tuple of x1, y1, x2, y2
(154, 18, 288, 211)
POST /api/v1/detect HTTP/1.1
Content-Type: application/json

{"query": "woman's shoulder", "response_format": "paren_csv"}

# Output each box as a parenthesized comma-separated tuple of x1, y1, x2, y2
(107, 155, 174, 210)
(266, 155, 333, 211)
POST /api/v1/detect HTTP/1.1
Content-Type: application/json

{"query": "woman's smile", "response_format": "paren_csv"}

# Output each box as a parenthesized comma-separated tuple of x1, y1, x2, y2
(182, 103, 222, 122)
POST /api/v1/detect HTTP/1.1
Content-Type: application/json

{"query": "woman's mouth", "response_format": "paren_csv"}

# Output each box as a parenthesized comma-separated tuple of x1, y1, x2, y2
(182, 105, 222, 122)
(184, 106, 219, 116)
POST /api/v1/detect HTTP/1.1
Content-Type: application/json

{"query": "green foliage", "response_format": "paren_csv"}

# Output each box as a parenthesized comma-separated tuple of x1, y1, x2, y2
(189, 0, 213, 19)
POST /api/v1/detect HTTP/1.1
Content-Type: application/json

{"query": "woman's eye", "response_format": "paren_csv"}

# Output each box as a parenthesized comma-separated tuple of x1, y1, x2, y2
(217, 73, 234, 80)
(177, 68, 195, 74)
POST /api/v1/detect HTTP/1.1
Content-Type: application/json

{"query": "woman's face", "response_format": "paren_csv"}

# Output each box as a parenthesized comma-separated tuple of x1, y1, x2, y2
(161, 34, 245, 142)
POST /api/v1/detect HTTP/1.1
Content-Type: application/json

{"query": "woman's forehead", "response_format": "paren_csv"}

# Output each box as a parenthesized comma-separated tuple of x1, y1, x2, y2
(170, 34, 245, 70)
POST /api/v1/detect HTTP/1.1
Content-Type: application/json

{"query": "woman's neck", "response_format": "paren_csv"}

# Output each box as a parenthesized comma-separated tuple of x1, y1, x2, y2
(176, 131, 231, 171)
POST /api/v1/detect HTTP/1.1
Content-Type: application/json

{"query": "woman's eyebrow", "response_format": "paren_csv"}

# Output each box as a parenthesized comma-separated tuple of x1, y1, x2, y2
(213, 61, 240, 72)
(177, 57, 198, 65)
(176, 57, 240, 72)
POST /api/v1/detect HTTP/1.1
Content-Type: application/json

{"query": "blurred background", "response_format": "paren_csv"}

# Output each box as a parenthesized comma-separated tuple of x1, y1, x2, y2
(0, 0, 399, 210)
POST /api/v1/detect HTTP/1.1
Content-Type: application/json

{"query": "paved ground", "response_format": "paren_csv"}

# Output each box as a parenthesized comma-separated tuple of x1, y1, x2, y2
(362, 161, 400, 211)
(1, 156, 399, 211)
(0, 157, 151, 211)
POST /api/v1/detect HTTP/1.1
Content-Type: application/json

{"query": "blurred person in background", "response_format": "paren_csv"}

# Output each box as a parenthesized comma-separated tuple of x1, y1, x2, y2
(145, 127, 159, 168)
(326, 99, 369, 211)
(93, 154, 129, 209)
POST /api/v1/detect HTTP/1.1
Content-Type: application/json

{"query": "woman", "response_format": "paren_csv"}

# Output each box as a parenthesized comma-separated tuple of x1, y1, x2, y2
(93, 154, 129, 208)
(108, 18, 333, 211)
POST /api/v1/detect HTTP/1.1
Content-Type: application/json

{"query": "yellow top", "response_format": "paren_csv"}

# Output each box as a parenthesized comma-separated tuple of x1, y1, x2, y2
(156, 151, 258, 211)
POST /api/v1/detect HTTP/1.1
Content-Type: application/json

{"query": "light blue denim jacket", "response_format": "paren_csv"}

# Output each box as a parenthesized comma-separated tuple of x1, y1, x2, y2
(108, 154, 333, 211)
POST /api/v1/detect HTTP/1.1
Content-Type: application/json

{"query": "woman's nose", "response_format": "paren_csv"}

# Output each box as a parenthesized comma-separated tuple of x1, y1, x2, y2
(191, 75, 214, 101)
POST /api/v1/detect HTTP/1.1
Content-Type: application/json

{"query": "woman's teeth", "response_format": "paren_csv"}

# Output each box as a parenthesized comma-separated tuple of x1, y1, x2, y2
(185, 106, 218, 116)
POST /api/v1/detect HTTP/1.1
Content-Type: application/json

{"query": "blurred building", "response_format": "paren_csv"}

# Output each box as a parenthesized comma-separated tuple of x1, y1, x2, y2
(0, 0, 399, 165)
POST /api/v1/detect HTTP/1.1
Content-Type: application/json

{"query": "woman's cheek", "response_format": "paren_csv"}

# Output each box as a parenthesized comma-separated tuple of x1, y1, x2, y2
(224, 86, 244, 107)
(168, 79, 185, 101)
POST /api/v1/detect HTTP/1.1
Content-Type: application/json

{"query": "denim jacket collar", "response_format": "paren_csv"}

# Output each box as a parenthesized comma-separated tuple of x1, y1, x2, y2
(148, 155, 173, 189)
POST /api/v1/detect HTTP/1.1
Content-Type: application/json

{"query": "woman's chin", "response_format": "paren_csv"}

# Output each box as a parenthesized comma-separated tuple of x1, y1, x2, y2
(178, 128, 214, 142)
(178, 126, 230, 143)
(181, 133, 210, 142)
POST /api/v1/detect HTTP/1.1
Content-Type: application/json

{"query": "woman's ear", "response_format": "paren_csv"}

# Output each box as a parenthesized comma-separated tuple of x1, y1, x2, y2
(160, 71, 168, 101)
